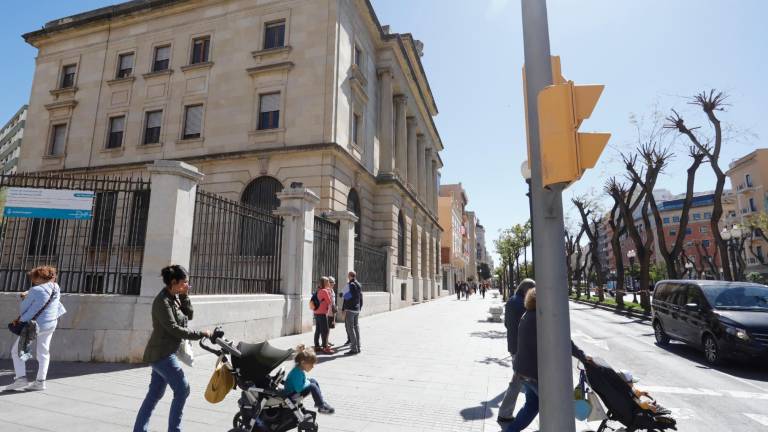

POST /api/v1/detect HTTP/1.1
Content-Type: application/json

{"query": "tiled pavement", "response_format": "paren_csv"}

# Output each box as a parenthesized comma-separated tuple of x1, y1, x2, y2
(0, 292, 590, 432)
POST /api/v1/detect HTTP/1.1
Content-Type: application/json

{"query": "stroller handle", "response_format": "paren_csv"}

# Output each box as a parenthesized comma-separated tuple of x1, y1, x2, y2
(198, 327, 243, 358)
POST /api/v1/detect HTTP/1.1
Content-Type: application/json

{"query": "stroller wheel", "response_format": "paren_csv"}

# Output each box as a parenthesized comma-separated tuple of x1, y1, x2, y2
(232, 413, 246, 430)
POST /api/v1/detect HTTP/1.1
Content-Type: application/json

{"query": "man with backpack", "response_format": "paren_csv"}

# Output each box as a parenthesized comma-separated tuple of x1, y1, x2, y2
(342, 271, 363, 355)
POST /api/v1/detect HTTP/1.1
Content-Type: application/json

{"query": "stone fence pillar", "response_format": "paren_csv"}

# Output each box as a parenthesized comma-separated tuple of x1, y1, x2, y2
(325, 210, 358, 320)
(140, 160, 204, 297)
(275, 185, 320, 334)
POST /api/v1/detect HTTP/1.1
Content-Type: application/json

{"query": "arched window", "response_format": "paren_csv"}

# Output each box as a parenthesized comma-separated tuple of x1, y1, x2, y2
(242, 176, 283, 213)
(347, 189, 361, 240)
(240, 176, 283, 256)
(397, 211, 405, 266)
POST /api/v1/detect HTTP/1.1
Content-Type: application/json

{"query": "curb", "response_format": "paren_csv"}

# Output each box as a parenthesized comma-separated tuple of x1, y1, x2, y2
(570, 298, 651, 322)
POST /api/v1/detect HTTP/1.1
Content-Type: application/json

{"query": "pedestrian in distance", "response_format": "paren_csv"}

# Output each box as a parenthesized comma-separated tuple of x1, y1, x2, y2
(342, 271, 363, 355)
(284, 345, 335, 414)
(134, 265, 212, 432)
(4, 265, 67, 392)
(455, 281, 461, 300)
(497, 278, 535, 424)
(311, 277, 335, 354)
(481, 283, 487, 299)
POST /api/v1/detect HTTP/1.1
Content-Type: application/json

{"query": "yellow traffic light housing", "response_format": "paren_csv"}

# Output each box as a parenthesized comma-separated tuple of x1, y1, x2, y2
(536, 80, 610, 187)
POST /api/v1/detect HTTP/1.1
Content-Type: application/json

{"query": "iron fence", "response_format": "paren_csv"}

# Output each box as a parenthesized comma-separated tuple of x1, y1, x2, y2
(0, 173, 150, 294)
(354, 241, 388, 292)
(189, 189, 283, 294)
(312, 216, 339, 287)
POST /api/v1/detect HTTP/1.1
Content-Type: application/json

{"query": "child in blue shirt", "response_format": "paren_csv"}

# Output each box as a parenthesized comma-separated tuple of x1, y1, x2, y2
(284, 345, 335, 414)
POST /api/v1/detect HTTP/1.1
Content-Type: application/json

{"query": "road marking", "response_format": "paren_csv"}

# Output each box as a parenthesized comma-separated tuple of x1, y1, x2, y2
(745, 413, 768, 426)
(641, 385, 768, 401)
(572, 329, 610, 351)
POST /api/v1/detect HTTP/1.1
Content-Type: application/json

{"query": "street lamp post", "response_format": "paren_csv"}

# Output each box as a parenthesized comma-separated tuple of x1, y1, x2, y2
(521, 160, 534, 278)
(721, 225, 744, 281)
(627, 249, 637, 304)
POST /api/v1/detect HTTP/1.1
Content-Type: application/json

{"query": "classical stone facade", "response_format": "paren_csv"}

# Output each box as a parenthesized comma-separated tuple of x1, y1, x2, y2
(438, 183, 469, 291)
(727, 148, 768, 275)
(19, 0, 444, 304)
(0, 105, 27, 175)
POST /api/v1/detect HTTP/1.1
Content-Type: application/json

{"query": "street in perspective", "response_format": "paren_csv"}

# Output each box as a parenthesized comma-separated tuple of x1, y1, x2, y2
(0, 1, 766, 432)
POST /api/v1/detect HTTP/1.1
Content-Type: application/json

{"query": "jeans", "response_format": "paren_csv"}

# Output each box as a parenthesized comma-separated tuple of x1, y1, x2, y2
(504, 381, 539, 432)
(498, 357, 521, 419)
(300, 378, 327, 408)
(314, 315, 329, 347)
(134, 354, 190, 432)
(344, 311, 360, 352)
(11, 328, 55, 381)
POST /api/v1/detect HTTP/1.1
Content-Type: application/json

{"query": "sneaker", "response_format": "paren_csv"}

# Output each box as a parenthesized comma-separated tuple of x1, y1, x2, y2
(3, 377, 29, 392)
(344, 350, 358, 356)
(318, 404, 335, 414)
(321, 347, 334, 354)
(26, 380, 46, 391)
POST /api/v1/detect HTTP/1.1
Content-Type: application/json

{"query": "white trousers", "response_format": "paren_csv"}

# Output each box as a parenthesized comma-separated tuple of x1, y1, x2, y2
(11, 328, 55, 381)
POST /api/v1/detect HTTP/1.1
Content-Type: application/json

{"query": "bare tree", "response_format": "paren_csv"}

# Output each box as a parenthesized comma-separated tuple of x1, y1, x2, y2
(572, 197, 607, 302)
(666, 90, 733, 280)
(565, 230, 576, 295)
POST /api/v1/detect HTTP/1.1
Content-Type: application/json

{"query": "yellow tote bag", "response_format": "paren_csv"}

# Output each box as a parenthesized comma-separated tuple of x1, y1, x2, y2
(205, 356, 235, 404)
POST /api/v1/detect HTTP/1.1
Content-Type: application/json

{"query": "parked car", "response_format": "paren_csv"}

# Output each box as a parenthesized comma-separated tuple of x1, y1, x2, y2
(651, 280, 768, 365)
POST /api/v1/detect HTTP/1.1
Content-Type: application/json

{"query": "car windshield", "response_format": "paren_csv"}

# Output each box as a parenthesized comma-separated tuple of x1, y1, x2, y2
(704, 285, 768, 310)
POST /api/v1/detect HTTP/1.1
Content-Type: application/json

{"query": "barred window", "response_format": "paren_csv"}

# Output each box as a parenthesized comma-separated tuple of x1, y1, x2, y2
(90, 192, 118, 247)
(127, 190, 150, 247)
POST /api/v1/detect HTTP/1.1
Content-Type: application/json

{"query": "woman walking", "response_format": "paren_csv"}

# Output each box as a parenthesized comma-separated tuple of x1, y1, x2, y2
(134, 265, 210, 432)
(5, 266, 66, 392)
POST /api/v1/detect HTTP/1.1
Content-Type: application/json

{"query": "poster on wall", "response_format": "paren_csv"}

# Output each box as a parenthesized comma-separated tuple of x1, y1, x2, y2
(2, 187, 95, 220)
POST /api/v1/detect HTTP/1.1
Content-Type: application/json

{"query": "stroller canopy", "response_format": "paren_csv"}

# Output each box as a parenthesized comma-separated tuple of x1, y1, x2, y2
(232, 341, 294, 384)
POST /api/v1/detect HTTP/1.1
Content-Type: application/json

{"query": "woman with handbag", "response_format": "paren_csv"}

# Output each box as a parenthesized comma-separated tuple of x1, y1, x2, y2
(133, 265, 211, 432)
(5, 265, 66, 392)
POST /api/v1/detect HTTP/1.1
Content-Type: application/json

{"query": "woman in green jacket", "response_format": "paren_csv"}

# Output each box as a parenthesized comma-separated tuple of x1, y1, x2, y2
(133, 265, 210, 432)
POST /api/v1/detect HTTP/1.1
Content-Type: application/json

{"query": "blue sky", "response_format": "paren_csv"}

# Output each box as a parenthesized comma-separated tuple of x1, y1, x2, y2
(1, 1, 766, 263)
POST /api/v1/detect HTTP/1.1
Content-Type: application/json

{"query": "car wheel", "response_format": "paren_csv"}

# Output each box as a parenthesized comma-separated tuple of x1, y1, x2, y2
(703, 334, 722, 365)
(653, 320, 670, 346)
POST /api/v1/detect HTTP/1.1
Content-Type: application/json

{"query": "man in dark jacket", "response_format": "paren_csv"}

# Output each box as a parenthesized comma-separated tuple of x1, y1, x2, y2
(342, 271, 363, 355)
(498, 278, 535, 424)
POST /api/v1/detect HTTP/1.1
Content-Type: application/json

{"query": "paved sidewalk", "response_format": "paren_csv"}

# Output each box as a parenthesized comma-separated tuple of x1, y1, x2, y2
(0, 292, 574, 432)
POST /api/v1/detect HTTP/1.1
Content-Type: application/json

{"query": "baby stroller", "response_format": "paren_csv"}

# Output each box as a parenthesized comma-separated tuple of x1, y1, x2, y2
(200, 328, 319, 432)
(580, 357, 676, 432)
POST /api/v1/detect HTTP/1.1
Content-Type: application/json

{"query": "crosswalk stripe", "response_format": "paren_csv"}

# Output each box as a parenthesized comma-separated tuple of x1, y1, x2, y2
(745, 413, 768, 426)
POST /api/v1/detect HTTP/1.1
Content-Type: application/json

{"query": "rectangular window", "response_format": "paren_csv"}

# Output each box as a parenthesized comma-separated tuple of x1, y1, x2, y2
(258, 93, 280, 130)
(90, 192, 118, 247)
(746, 173, 753, 187)
(354, 45, 363, 67)
(685, 228, 692, 235)
(672, 216, 680, 223)
(702, 239, 710, 248)
(116, 52, 134, 78)
(143, 110, 162, 145)
(107, 116, 125, 149)
(352, 112, 361, 146)
(127, 190, 150, 247)
(264, 21, 286, 49)
(183, 105, 203, 139)
(669, 229, 676, 236)
(663, 217, 670, 224)
(49, 124, 67, 156)
(190, 36, 210, 64)
(153, 45, 171, 72)
(700, 226, 708, 233)
(749, 198, 757, 212)
(28, 219, 60, 256)
(704, 212, 712, 219)
(693, 213, 701, 220)
(61, 64, 76, 88)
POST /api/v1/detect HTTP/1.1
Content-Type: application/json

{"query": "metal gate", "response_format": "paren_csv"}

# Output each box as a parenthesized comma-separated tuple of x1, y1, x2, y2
(0, 173, 150, 294)
(354, 241, 387, 292)
(312, 216, 339, 287)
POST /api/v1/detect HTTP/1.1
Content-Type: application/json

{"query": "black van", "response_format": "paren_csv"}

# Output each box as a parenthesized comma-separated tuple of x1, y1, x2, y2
(651, 280, 768, 365)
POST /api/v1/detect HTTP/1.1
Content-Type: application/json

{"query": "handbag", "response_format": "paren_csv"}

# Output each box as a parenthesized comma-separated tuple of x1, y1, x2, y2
(171, 297, 195, 367)
(8, 287, 56, 336)
(205, 355, 235, 403)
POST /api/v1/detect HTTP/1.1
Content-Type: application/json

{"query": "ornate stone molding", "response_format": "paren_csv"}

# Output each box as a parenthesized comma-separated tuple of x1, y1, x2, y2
(246, 61, 294, 77)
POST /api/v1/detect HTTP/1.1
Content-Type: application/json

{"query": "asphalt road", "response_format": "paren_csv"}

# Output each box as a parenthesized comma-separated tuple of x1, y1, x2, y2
(570, 302, 768, 431)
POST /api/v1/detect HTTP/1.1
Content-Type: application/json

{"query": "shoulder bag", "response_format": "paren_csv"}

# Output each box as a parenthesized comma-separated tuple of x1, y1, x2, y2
(8, 287, 56, 336)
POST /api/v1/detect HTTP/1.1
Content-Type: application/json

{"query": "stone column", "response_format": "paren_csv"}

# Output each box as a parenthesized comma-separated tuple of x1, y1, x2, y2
(422, 228, 431, 301)
(274, 185, 321, 334)
(378, 68, 394, 174)
(424, 147, 433, 213)
(416, 135, 427, 199)
(431, 159, 439, 213)
(326, 210, 358, 320)
(394, 95, 408, 181)
(407, 117, 418, 191)
(140, 160, 204, 297)
(411, 217, 421, 303)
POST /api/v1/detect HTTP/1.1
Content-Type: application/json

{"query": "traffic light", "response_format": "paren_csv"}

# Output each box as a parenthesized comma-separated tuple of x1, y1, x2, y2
(524, 57, 610, 187)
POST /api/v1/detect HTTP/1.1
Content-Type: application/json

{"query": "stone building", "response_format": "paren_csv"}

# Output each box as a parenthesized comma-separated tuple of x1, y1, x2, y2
(18, 0, 445, 302)
(475, 220, 491, 278)
(727, 148, 768, 275)
(465, 211, 478, 283)
(0, 105, 27, 175)
(438, 183, 468, 290)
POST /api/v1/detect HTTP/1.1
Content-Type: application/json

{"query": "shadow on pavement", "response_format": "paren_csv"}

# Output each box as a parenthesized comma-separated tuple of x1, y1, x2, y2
(469, 330, 507, 340)
(658, 342, 768, 383)
(460, 390, 506, 421)
(0, 359, 145, 395)
(476, 355, 512, 367)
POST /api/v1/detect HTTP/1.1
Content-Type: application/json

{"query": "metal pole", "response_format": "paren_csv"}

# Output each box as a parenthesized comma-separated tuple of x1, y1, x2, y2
(526, 178, 535, 278)
(520, 0, 576, 430)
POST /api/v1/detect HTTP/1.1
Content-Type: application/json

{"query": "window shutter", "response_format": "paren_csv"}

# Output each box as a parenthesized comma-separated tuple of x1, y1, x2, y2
(147, 111, 162, 129)
(185, 105, 203, 136)
(260, 93, 280, 113)
(156, 46, 170, 61)
(110, 116, 125, 133)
